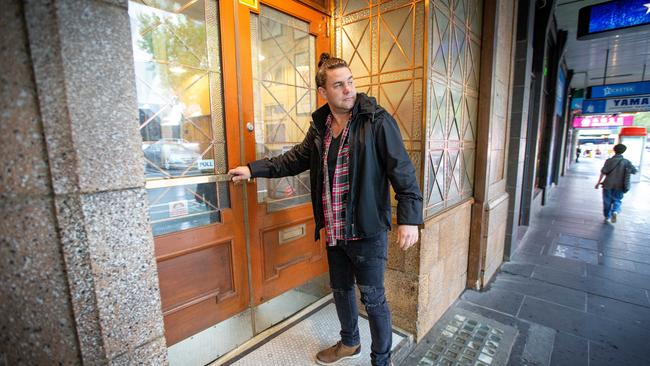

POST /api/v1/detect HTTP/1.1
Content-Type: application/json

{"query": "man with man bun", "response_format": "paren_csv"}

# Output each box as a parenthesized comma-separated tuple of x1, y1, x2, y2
(229, 53, 423, 366)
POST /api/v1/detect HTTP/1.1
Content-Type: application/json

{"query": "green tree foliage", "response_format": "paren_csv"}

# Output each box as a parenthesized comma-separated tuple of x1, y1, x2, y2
(633, 112, 650, 131)
(132, 7, 210, 97)
(136, 12, 207, 67)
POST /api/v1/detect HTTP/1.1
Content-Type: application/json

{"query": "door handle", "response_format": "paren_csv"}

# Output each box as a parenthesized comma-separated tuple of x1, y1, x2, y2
(246, 122, 255, 132)
(215, 174, 234, 182)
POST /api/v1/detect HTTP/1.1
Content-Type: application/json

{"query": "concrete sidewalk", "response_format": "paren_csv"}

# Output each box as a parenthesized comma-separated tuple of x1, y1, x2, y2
(403, 157, 650, 366)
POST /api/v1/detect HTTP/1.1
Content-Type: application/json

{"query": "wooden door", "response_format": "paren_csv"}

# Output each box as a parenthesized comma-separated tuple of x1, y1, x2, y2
(237, 0, 331, 305)
(130, 0, 249, 346)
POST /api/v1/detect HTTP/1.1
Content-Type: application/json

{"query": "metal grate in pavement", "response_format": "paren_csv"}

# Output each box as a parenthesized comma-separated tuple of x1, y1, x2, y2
(411, 309, 517, 366)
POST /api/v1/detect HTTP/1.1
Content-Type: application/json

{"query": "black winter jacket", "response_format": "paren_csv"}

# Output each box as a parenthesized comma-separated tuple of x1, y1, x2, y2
(249, 93, 423, 241)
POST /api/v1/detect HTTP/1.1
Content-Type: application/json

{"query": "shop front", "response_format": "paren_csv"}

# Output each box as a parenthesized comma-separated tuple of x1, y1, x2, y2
(128, 0, 332, 363)
(3, 0, 529, 364)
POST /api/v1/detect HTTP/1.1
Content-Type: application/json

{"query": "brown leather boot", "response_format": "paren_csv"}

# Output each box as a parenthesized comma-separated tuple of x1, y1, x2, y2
(315, 341, 361, 365)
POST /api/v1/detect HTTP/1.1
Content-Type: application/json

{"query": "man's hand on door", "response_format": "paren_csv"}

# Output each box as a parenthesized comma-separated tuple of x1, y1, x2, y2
(228, 166, 252, 183)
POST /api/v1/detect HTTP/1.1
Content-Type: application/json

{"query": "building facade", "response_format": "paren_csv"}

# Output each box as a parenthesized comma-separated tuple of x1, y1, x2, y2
(1, 0, 579, 364)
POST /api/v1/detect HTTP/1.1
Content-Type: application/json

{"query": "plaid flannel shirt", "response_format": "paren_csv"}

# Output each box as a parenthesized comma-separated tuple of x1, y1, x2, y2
(322, 113, 359, 246)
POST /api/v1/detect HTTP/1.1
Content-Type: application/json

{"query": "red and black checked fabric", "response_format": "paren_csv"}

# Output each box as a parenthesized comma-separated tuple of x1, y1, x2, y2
(322, 113, 359, 246)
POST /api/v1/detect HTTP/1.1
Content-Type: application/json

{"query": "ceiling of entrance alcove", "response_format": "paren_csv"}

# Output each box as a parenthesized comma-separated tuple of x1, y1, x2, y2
(555, 0, 650, 90)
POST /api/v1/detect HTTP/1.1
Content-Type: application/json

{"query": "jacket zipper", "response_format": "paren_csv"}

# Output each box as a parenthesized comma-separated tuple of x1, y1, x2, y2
(346, 111, 374, 238)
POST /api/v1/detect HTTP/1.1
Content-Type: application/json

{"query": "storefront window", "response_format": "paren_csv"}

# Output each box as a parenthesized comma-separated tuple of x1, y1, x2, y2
(129, 0, 228, 235)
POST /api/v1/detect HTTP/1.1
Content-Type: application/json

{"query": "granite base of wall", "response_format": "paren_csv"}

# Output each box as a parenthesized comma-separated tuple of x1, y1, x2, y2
(0, 196, 82, 365)
(1, 0, 169, 363)
(55, 189, 166, 363)
(530, 192, 544, 225)
(382, 200, 473, 341)
(1, 2, 82, 362)
(483, 194, 509, 283)
(415, 201, 472, 341)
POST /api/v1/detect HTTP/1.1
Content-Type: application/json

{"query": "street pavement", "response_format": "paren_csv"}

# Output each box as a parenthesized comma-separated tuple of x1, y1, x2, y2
(402, 157, 650, 366)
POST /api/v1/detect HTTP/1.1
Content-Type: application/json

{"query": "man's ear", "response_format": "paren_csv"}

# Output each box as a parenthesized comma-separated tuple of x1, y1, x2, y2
(317, 86, 327, 100)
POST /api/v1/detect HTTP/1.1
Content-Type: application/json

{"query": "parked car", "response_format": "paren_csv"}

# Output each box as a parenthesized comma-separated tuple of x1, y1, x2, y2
(143, 138, 201, 171)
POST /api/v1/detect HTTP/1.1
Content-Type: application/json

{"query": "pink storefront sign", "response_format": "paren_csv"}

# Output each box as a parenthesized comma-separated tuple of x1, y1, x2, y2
(572, 115, 635, 128)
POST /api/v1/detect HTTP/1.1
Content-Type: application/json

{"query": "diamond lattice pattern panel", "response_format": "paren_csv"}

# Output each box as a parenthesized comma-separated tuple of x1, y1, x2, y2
(335, 0, 425, 185)
(424, 0, 482, 217)
(334, 0, 482, 217)
(251, 5, 316, 210)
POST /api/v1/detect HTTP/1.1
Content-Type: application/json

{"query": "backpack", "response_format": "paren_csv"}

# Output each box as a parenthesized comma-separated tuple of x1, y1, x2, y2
(604, 158, 632, 193)
(623, 161, 632, 193)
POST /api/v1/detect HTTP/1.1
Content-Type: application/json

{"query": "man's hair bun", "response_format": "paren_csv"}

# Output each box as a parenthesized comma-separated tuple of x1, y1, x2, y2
(315, 53, 348, 87)
(318, 53, 331, 68)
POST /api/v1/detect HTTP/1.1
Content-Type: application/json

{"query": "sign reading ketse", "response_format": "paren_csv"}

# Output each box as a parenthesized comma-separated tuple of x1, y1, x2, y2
(590, 81, 650, 99)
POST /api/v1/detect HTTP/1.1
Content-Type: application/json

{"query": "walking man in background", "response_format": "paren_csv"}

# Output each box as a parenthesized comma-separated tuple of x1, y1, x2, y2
(576, 145, 582, 162)
(594, 143, 637, 224)
(229, 53, 423, 366)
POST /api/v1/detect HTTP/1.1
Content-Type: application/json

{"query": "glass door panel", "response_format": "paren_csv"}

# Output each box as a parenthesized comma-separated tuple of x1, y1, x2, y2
(251, 5, 317, 211)
(130, 0, 332, 364)
(244, 2, 331, 334)
(129, 1, 249, 363)
(130, 0, 230, 228)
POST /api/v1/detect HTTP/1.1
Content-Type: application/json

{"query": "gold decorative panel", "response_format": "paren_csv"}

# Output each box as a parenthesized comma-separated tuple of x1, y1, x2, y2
(334, 0, 482, 218)
(424, 0, 482, 217)
(334, 0, 425, 183)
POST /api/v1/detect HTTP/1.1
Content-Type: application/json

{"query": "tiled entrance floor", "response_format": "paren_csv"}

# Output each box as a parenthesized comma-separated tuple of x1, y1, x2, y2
(229, 302, 407, 366)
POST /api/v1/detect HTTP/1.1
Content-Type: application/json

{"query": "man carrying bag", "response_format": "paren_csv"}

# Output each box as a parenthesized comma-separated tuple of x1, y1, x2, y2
(594, 144, 637, 224)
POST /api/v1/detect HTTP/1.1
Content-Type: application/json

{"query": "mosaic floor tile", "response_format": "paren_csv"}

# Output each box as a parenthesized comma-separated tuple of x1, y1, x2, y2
(230, 303, 405, 366)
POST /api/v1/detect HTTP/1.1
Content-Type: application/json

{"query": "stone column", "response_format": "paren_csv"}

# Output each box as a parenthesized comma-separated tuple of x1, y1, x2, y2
(467, 0, 517, 289)
(1, 0, 168, 363)
(1, 1, 81, 363)
(520, 0, 556, 225)
(504, 0, 535, 258)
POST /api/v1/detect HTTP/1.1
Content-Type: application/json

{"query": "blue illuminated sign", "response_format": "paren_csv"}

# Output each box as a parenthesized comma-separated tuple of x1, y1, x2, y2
(590, 0, 650, 32)
(555, 71, 566, 116)
(582, 99, 607, 114)
(571, 97, 583, 111)
(590, 81, 650, 98)
(578, 0, 650, 39)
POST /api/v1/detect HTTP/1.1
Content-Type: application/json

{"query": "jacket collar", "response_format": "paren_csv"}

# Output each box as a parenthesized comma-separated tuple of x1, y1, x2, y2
(311, 93, 377, 135)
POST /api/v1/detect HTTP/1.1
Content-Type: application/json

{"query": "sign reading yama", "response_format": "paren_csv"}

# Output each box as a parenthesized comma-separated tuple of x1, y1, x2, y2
(590, 81, 650, 98)
(572, 115, 635, 128)
(582, 95, 650, 114)
(578, 0, 650, 39)
(609, 95, 650, 112)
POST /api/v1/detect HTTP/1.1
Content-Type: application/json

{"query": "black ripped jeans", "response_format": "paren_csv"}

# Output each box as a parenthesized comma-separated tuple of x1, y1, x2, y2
(326, 231, 391, 366)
